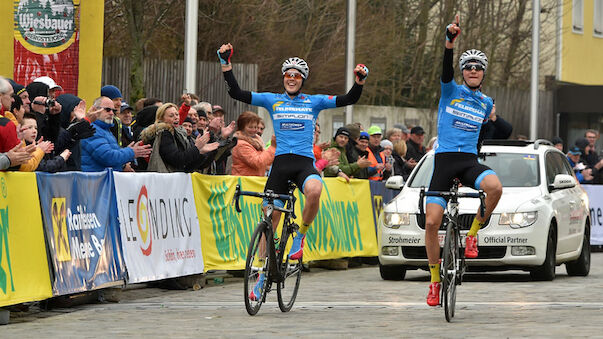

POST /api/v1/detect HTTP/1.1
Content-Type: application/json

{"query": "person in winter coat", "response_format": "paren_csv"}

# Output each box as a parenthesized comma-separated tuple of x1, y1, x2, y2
(323, 127, 365, 179)
(54, 94, 96, 171)
(81, 97, 151, 172)
(140, 103, 218, 173)
(231, 111, 275, 176)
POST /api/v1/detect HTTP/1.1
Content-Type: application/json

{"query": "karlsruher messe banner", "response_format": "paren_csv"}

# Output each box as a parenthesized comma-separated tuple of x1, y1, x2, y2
(37, 170, 125, 295)
(114, 172, 204, 283)
(0, 173, 52, 307)
(191, 174, 378, 271)
(583, 185, 603, 245)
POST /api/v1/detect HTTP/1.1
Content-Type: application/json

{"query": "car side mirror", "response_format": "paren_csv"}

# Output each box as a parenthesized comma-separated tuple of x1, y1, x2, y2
(385, 175, 405, 190)
(548, 174, 576, 191)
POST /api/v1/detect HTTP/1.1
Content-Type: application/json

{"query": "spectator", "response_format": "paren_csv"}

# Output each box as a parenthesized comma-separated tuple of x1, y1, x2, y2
(366, 126, 389, 181)
(481, 103, 513, 140)
(406, 126, 426, 164)
(118, 102, 134, 146)
(10, 94, 26, 126)
(0, 77, 23, 166)
(178, 93, 194, 125)
(393, 124, 410, 141)
(101, 85, 123, 110)
(344, 123, 361, 163)
(385, 128, 403, 143)
(8, 79, 31, 114)
(132, 105, 159, 142)
(80, 96, 152, 172)
(257, 118, 265, 137)
(0, 78, 17, 126)
(347, 131, 372, 179)
(231, 111, 275, 176)
(324, 127, 363, 179)
(186, 106, 200, 137)
(33, 76, 62, 99)
(181, 117, 195, 140)
(55, 94, 96, 171)
(392, 140, 412, 180)
(18, 113, 63, 172)
(381, 139, 395, 180)
(26, 81, 62, 143)
(140, 103, 217, 173)
(551, 136, 564, 152)
(576, 137, 602, 183)
(212, 105, 225, 120)
(426, 136, 437, 153)
(135, 98, 146, 112)
(0, 143, 35, 170)
(313, 122, 329, 161)
(192, 103, 210, 133)
(567, 146, 593, 183)
(584, 130, 602, 183)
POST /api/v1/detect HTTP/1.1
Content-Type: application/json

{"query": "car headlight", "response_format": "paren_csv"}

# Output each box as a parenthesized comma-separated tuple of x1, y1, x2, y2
(499, 212, 538, 228)
(383, 212, 410, 228)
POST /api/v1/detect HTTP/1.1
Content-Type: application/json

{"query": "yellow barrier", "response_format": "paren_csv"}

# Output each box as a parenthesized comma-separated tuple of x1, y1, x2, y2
(192, 174, 377, 271)
(0, 173, 52, 307)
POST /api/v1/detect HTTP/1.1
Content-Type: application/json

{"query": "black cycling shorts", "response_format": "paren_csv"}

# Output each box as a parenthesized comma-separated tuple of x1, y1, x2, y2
(265, 154, 321, 198)
(427, 152, 496, 208)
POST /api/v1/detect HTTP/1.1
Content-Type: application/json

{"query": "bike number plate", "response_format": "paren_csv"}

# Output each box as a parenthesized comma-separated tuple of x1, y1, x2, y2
(438, 234, 474, 247)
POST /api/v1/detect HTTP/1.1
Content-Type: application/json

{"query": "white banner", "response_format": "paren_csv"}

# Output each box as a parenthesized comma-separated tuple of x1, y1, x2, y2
(583, 185, 603, 245)
(114, 172, 204, 283)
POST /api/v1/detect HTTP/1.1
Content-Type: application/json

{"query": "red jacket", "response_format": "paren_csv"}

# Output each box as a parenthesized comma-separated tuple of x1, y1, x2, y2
(0, 117, 20, 153)
(179, 103, 191, 125)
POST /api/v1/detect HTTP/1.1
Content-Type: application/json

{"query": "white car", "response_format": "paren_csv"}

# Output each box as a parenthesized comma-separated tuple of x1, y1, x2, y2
(378, 140, 591, 281)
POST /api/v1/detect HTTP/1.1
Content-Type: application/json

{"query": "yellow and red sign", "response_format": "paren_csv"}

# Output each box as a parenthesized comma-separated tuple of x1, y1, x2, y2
(0, 172, 52, 307)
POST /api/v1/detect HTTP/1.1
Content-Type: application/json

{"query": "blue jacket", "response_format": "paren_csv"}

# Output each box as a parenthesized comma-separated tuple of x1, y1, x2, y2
(567, 156, 586, 183)
(80, 120, 135, 172)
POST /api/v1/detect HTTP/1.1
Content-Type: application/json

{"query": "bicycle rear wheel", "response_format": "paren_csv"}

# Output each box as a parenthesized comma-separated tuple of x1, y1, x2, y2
(244, 221, 270, 316)
(441, 219, 458, 322)
(276, 222, 302, 312)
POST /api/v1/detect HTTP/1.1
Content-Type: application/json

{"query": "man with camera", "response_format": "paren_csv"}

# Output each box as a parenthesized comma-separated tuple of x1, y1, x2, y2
(26, 81, 62, 144)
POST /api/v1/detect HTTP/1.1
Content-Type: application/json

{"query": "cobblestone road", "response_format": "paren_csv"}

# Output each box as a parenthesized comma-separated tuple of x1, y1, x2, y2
(3, 253, 603, 338)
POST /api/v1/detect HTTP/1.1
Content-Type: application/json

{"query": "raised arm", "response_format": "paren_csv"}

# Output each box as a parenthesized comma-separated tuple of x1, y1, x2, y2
(336, 64, 368, 107)
(218, 43, 252, 104)
(442, 15, 460, 83)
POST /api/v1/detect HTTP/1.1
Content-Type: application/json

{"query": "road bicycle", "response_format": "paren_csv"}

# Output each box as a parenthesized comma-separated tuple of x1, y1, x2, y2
(233, 182, 303, 315)
(419, 178, 486, 322)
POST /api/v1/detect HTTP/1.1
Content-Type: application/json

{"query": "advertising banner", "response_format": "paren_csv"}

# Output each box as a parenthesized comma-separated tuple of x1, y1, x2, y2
(37, 170, 124, 295)
(113, 173, 204, 283)
(13, 0, 81, 94)
(583, 185, 603, 245)
(369, 181, 401, 233)
(191, 174, 377, 271)
(0, 173, 52, 307)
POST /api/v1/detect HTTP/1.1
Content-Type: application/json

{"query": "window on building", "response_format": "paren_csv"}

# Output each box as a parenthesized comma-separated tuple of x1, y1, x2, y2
(332, 115, 344, 135)
(370, 117, 387, 132)
(595, 0, 603, 37)
(572, 0, 584, 33)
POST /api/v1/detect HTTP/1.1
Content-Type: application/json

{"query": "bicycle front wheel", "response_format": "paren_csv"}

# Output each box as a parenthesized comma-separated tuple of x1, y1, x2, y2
(276, 222, 302, 312)
(244, 221, 270, 316)
(441, 220, 458, 322)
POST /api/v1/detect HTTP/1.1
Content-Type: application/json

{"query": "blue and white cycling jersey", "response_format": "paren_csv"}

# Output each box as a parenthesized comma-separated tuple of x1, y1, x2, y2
(251, 92, 336, 159)
(434, 80, 493, 155)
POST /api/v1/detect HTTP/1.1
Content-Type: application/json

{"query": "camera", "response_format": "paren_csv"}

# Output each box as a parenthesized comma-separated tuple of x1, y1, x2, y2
(33, 98, 56, 108)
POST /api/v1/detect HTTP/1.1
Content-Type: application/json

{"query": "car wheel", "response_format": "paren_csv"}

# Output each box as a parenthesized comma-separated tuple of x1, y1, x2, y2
(530, 225, 556, 281)
(566, 223, 590, 276)
(379, 264, 406, 281)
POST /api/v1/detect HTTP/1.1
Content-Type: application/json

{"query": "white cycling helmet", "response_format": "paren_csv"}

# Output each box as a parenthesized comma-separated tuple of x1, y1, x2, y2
(459, 49, 488, 72)
(282, 57, 309, 79)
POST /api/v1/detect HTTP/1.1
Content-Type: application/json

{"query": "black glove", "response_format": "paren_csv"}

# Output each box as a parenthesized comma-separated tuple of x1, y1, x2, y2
(217, 47, 233, 65)
(67, 120, 96, 140)
(446, 22, 460, 43)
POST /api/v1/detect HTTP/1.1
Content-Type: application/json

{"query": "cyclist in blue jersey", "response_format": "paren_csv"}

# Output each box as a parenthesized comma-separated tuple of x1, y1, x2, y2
(425, 16, 503, 307)
(217, 43, 368, 300)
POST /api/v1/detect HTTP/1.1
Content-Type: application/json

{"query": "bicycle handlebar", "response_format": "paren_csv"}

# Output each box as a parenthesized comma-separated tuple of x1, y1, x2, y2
(419, 187, 487, 218)
(232, 184, 296, 214)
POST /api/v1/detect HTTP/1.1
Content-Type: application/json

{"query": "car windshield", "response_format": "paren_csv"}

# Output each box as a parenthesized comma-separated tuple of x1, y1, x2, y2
(408, 152, 540, 188)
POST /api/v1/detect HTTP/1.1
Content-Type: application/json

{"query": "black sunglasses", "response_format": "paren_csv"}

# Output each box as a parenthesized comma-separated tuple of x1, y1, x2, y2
(102, 107, 118, 113)
(463, 63, 485, 71)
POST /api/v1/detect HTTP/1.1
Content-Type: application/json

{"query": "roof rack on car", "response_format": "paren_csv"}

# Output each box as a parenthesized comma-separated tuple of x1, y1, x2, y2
(482, 139, 553, 149)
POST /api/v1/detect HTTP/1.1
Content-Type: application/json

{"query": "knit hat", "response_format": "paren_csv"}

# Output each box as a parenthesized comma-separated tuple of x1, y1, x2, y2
(56, 94, 83, 129)
(345, 123, 361, 141)
(380, 139, 393, 149)
(359, 131, 369, 140)
(551, 136, 563, 145)
(7, 79, 26, 96)
(25, 81, 50, 100)
(411, 126, 425, 135)
(182, 117, 194, 124)
(575, 138, 589, 152)
(101, 85, 123, 100)
(334, 127, 350, 139)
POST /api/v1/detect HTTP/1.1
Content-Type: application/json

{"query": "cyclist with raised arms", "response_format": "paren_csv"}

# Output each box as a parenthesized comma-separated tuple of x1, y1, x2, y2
(425, 15, 503, 306)
(217, 43, 368, 300)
